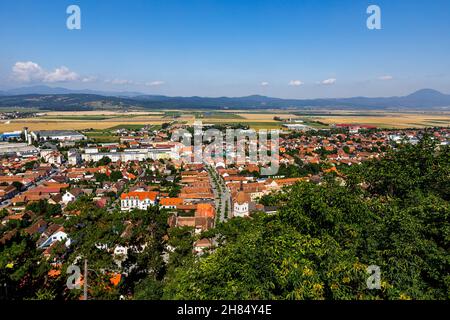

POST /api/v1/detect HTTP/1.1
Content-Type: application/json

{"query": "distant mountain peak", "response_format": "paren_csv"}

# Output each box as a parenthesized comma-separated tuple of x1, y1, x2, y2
(407, 88, 445, 97)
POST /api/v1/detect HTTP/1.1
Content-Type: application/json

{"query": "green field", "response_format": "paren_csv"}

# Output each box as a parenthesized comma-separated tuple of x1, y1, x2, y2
(84, 124, 162, 142)
(107, 124, 162, 131)
(44, 115, 115, 121)
(163, 111, 183, 118)
(42, 114, 157, 121)
(299, 119, 330, 129)
(194, 112, 244, 119)
(207, 121, 284, 130)
(84, 131, 120, 142)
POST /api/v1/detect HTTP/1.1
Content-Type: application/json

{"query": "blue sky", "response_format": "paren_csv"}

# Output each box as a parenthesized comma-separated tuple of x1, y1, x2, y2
(0, 0, 449, 98)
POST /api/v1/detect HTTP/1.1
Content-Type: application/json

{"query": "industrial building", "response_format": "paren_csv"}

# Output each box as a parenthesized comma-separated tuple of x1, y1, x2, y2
(0, 142, 39, 157)
(30, 130, 86, 142)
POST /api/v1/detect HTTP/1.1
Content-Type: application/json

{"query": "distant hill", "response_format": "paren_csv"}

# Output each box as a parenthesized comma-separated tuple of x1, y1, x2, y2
(0, 87, 449, 111)
(0, 93, 138, 111)
(2, 85, 144, 97)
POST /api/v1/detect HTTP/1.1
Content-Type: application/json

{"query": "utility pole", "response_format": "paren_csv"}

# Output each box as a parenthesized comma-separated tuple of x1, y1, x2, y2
(83, 259, 88, 301)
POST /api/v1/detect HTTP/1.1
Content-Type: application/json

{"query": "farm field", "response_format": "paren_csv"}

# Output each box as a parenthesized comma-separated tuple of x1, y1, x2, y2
(236, 113, 300, 120)
(308, 112, 450, 128)
(83, 130, 120, 142)
(1, 110, 449, 132)
(43, 111, 163, 116)
(205, 121, 284, 130)
(0, 120, 167, 131)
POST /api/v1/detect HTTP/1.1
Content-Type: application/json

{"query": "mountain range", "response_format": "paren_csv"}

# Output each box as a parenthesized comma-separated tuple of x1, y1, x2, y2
(0, 85, 143, 97)
(0, 86, 449, 110)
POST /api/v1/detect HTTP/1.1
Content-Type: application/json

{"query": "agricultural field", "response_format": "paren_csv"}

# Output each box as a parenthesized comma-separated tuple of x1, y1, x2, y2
(1, 110, 179, 131)
(306, 111, 450, 128)
(236, 113, 300, 120)
(206, 121, 284, 130)
(44, 111, 162, 116)
(0, 120, 166, 131)
(194, 111, 244, 119)
(83, 130, 120, 142)
(1, 110, 449, 132)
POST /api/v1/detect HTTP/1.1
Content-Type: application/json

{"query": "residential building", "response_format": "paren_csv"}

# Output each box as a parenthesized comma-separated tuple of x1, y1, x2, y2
(120, 190, 159, 211)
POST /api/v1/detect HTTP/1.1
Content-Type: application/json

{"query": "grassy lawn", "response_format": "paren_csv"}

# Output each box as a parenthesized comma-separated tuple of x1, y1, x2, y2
(84, 131, 120, 142)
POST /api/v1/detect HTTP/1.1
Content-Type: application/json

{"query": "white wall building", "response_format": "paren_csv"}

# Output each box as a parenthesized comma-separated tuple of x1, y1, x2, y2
(38, 231, 71, 249)
(31, 130, 86, 142)
(68, 149, 82, 165)
(233, 191, 250, 217)
(120, 190, 158, 211)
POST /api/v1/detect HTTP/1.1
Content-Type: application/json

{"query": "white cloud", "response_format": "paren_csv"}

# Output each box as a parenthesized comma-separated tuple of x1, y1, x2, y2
(44, 66, 79, 83)
(146, 80, 165, 86)
(321, 78, 336, 85)
(12, 61, 45, 82)
(12, 61, 80, 83)
(81, 76, 97, 83)
(378, 75, 393, 81)
(106, 79, 135, 85)
(288, 80, 304, 86)
(260, 81, 269, 86)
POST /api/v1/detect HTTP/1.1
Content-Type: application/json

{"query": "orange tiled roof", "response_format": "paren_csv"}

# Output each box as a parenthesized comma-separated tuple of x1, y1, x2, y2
(160, 198, 183, 206)
(235, 191, 250, 205)
(120, 191, 158, 201)
(181, 187, 211, 194)
(196, 203, 215, 218)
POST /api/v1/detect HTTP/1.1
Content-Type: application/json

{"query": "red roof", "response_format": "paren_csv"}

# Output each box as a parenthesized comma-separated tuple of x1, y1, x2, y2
(120, 191, 158, 201)
(160, 198, 183, 206)
(196, 203, 215, 218)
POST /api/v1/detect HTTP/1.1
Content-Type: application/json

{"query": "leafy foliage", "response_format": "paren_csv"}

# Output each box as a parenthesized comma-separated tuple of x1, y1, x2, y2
(163, 140, 450, 300)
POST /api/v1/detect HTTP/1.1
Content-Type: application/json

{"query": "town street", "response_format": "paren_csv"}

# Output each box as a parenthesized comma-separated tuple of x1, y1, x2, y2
(207, 165, 231, 223)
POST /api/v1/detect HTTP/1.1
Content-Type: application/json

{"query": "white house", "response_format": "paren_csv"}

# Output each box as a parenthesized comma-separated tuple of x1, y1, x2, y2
(193, 238, 212, 255)
(120, 190, 158, 211)
(68, 149, 82, 165)
(233, 191, 250, 217)
(62, 188, 83, 204)
(42, 151, 64, 164)
(38, 231, 71, 249)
